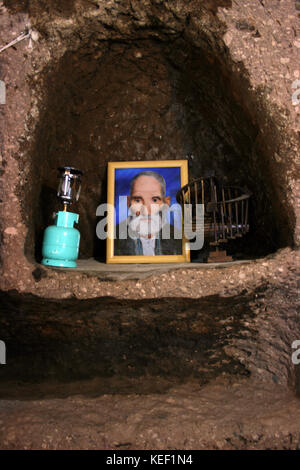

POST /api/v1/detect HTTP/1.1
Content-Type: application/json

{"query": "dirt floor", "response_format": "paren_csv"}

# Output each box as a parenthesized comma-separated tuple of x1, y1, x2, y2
(0, 377, 300, 450)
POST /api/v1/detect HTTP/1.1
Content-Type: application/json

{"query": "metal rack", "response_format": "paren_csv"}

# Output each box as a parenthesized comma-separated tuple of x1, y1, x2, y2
(176, 175, 252, 262)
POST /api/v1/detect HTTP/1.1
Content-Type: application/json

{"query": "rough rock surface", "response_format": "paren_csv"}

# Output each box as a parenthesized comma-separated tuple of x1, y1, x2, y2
(0, 0, 299, 450)
(0, 247, 299, 449)
(0, 0, 300, 294)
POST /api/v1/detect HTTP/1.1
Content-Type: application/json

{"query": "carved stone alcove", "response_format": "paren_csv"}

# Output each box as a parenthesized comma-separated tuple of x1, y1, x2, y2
(0, 0, 300, 450)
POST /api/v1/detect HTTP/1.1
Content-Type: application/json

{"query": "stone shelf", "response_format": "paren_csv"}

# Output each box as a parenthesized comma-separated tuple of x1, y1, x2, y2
(47, 258, 251, 281)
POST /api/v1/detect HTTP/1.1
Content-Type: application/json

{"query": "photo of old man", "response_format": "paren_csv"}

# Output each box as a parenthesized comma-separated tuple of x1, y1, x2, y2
(114, 169, 182, 256)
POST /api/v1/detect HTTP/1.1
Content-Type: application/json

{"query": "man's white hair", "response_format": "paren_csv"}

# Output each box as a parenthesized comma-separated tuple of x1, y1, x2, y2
(130, 171, 166, 198)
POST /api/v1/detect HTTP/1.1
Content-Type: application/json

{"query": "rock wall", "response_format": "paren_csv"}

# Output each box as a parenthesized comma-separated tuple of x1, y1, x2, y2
(0, 0, 300, 408)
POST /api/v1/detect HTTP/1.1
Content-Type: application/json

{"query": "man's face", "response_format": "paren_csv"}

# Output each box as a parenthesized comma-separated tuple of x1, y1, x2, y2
(129, 175, 169, 217)
(128, 175, 170, 238)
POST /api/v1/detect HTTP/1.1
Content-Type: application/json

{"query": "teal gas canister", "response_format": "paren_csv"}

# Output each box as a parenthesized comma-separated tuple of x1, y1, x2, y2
(42, 211, 80, 268)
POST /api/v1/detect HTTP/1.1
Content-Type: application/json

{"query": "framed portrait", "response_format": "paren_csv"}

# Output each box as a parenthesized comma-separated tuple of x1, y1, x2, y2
(106, 160, 190, 264)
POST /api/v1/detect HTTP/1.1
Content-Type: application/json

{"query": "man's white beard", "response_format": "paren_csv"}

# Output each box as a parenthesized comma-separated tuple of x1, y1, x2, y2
(128, 209, 162, 238)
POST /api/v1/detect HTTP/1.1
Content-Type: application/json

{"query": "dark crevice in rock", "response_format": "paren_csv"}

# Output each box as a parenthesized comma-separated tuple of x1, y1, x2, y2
(0, 288, 255, 397)
(0, 276, 299, 400)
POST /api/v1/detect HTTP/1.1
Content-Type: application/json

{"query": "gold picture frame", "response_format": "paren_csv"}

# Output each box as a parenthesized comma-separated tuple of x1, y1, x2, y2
(106, 160, 190, 264)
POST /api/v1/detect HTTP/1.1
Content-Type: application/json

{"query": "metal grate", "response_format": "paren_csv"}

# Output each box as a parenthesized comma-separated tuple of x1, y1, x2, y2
(176, 175, 252, 260)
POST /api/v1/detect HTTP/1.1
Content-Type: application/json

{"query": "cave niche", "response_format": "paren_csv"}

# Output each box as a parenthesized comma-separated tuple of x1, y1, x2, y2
(24, 34, 294, 264)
